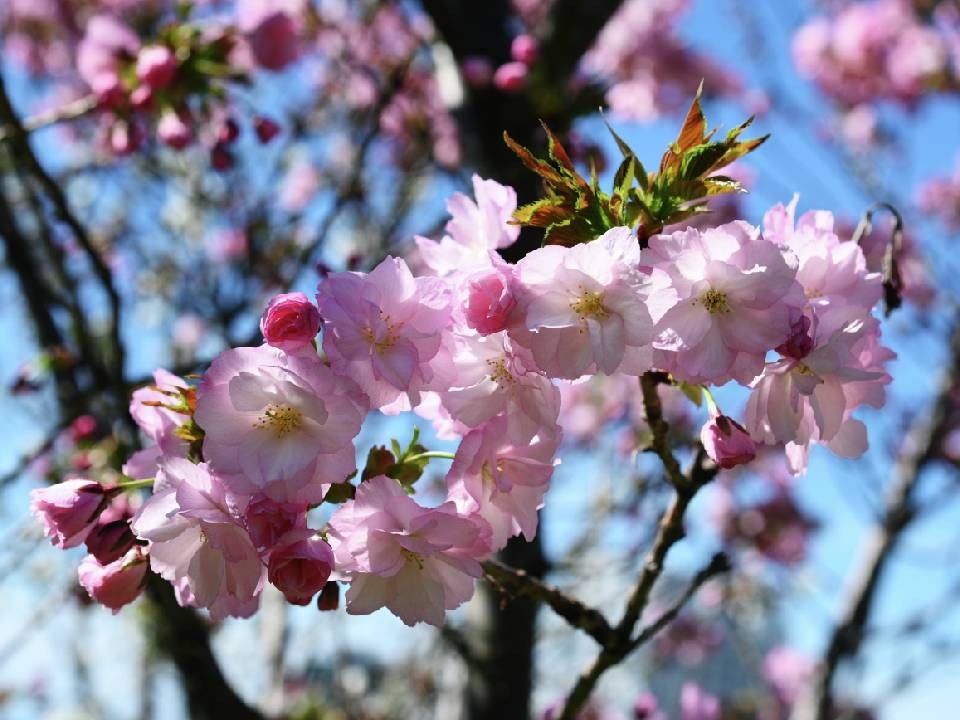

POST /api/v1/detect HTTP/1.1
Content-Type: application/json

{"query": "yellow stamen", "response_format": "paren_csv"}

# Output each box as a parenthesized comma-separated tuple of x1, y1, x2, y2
(253, 403, 303, 436)
(698, 288, 731, 314)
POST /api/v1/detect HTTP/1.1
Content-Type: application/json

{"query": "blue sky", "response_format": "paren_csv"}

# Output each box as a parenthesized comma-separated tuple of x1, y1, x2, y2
(2, 1, 960, 717)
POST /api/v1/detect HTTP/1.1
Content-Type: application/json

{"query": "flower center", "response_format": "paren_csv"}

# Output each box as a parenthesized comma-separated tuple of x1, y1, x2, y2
(400, 547, 425, 570)
(361, 312, 400, 354)
(698, 288, 730, 314)
(570, 290, 609, 319)
(486, 357, 516, 385)
(794, 363, 817, 377)
(253, 403, 303, 436)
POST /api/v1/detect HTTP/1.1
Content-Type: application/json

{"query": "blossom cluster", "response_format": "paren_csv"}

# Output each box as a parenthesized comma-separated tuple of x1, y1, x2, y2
(793, 0, 960, 108)
(30, 175, 894, 626)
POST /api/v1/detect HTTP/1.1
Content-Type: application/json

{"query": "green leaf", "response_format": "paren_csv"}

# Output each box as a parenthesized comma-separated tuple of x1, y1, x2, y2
(323, 483, 356, 504)
(677, 382, 704, 407)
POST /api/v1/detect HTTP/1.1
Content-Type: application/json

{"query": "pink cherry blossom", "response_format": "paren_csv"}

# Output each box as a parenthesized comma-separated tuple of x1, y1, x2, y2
(446, 416, 560, 553)
(267, 529, 335, 605)
(328, 475, 484, 627)
(700, 413, 756, 470)
(511, 34, 539, 65)
(317, 256, 454, 410)
(763, 196, 882, 325)
(236, 0, 305, 72)
(30, 478, 111, 549)
(441, 331, 560, 444)
(513, 226, 654, 378)
(680, 682, 721, 720)
(415, 175, 519, 277)
(131, 458, 264, 620)
(259, 292, 321, 353)
(125, 369, 190, 479)
(763, 646, 815, 705)
(76, 15, 140, 102)
(642, 221, 804, 385)
(745, 316, 894, 474)
(78, 547, 148, 613)
(194, 344, 366, 501)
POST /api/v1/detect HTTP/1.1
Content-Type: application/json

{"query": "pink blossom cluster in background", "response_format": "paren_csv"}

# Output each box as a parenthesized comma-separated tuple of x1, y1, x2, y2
(30, 174, 895, 626)
(792, 0, 959, 108)
(580, 0, 742, 121)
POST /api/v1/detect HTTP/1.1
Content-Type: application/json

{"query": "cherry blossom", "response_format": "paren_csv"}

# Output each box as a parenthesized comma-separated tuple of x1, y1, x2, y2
(328, 475, 484, 626)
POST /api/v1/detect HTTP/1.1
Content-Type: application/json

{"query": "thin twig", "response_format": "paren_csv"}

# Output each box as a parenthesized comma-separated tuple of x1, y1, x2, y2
(557, 374, 720, 720)
(0, 94, 97, 143)
(482, 560, 616, 646)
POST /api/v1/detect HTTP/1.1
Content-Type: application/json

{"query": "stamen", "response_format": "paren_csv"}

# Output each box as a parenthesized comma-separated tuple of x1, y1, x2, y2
(253, 403, 303, 436)
(698, 288, 731, 314)
(570, 290, 609, 319)
(401, 547, 425, 570)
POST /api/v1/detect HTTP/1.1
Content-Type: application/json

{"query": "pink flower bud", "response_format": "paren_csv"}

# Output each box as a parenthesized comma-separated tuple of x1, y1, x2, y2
(461, 56, 493, 86)
(248, 12, 300, 71)
(69, 415, 98, 442)
(108, 118, 143, 156)
(135, 45, 177, 90)
(210, 142, 234, 172)
(85, 518, 136, 565)
(776, 315, 814, 360)
(268, 531, 334, 606)
(253, 115, 281, 143)
(259, 292, 321, 352)
(217, 117, 241, 144)
(493, 61, 528, 92)
(244, 494, 306, 551)
(30, 478, 112, 549)
(129, 84, 153, 109)
(700, 414, 757, 470)
(463, 267, 517, 335)
(156, 108, 193, 150)
(511, 34, 539, 65)
(316, 580, 339, 611)
(90, 74, 125, 109)
(78, 548, 147, 613)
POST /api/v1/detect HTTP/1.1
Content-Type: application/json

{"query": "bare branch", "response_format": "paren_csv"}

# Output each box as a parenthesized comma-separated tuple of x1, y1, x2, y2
(482, 560, 616, 646)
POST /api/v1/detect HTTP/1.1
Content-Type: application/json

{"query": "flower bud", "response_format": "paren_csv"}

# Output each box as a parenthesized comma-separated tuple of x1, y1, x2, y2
(633, 692, 662, 719)
(268, 531, 334, 606)
(259, 292, 321, 352)
(129, 84, 154, 109)
(461, 56, 493, 86)
(700, 414, 757, 469)
(78, 548, 147, 613)
(30, 478, 112, 549)
(69, 415, 98, 443)
(136, 45, 177, 90)
(248, 12, 300, 71)
(493, 61, 528, 92)
(217, 117, 241, 144)
(156, 108, 193, 150)
(109, 119, 143, 156)
(776, 315, 814, 360)
(85, 518, 137, 565)
(244, 494, 306, 551)
(511, 34, 539, 65)
(316, 580, 339, 611)
(463, 267, 517, 335)
(210, 142, 234, 172)
(253, 116, 281, 144)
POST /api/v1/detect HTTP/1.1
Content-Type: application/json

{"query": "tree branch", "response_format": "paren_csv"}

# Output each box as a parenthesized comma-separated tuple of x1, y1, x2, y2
(557, 373, 721, 719)
(482, 560, 616, 646)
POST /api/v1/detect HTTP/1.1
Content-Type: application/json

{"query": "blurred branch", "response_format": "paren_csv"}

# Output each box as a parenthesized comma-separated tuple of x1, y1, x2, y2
(146, 575, 267, 720)
(0, 74, 126, 392)
(557, 374, 721, 720)
(482, 560, 616, 646)
(0, 94, 97, 143)
(792, 315, 960, 720)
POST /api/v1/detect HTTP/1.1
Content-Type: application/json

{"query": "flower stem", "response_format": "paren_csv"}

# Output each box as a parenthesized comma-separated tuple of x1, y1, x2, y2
(405, 451, 455, 463)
